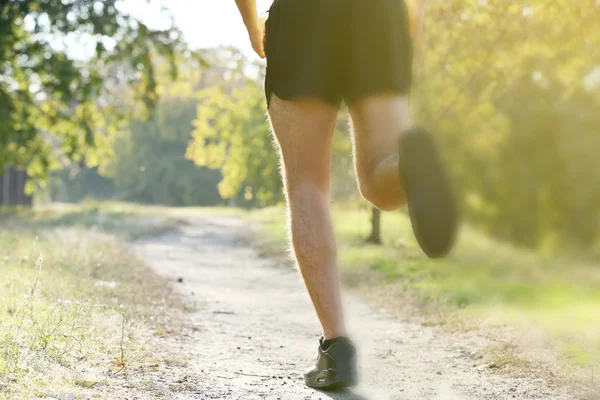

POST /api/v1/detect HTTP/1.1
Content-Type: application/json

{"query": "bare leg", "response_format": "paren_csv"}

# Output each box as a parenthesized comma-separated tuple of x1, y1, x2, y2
(349, 93, 412, 211)
(268, 94, 346, 340)
(350, 92, 458, 258)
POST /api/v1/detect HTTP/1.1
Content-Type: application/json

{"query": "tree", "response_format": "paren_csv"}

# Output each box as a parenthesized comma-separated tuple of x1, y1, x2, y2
(0, 167, 32, 206)
(187, 78, 283, 207)
(0, 0, 184, 191)
(106, 91, 223, 206)
(366, 207, 382, 245)
(51, 52, 223, 206)
(411, 0, 600, 250)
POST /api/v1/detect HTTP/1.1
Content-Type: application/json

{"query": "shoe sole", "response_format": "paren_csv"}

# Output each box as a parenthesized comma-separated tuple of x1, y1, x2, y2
(399, 128, 458, 258)
(305, 370, 358, 390)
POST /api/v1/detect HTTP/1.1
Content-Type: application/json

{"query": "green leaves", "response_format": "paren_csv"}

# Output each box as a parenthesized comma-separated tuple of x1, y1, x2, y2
(0, 0, 184, 189)
(90, 56, 225, 207)
(414, 0, 600, 251)
(187, 61, 282, 207)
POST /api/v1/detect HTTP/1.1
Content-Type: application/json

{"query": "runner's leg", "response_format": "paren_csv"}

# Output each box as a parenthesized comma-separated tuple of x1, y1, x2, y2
(348, 93, 412, 211)
(268, 94, 346, 340)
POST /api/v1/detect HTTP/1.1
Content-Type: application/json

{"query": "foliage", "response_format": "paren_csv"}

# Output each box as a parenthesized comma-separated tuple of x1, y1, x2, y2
(107, 95, 223, 207)
(23, 0, 600, 252)
(49, 166, 116, 202)
(186, 57, 359, 208)
(50, 53, 224, 206)
(413, 0, 600, 250)
(187, 78, 283, 207)
(0, 0, 184, 190)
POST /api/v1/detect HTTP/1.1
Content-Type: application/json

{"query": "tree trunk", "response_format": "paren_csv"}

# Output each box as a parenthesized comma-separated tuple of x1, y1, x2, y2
(16, 170, 24, 205)
(0, 167, 32, 206)
(366, 206, 382, 245)
(2, 170, 9, 205)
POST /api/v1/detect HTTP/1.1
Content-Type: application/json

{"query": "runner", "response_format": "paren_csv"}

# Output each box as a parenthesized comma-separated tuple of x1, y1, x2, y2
(235, 0, 458, 390)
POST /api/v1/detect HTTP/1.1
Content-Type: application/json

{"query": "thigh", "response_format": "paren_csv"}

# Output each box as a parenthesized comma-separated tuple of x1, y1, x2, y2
(348, 94, 412, 182)
(268, 94, 339, 192)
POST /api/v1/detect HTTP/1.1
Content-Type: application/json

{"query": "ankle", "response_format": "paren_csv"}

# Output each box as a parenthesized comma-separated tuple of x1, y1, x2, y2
(323, 328, 347, 341)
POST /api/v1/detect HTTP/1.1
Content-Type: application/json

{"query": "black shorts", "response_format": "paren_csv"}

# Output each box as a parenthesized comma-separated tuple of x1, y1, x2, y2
(264, 0, 413, 107)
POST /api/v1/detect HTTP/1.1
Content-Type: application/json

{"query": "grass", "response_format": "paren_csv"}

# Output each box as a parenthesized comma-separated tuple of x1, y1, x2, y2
(2, 201, 597, 395)
(246, 205, 600, 386)
(0, 205, 184, 399)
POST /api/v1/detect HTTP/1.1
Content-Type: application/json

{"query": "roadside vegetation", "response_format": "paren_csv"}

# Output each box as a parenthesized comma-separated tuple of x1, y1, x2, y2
(1, 201, 598, 396)
(0, 205, 183, 399)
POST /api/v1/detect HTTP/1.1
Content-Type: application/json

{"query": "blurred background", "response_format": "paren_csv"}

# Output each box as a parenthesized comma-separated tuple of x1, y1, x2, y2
(1, 0, 599, 395)
(2, 0, 599, 256)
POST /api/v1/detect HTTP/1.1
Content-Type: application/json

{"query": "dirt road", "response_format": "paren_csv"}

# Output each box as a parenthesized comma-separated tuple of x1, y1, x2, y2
(132, 215, 572, 400)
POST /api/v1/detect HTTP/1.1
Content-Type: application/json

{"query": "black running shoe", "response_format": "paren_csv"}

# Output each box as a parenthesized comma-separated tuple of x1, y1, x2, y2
(304, 337, 358, 390)
(399, 127, 458, 258)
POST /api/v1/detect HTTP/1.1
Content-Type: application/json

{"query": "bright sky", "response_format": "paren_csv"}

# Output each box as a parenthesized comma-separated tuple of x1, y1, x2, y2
(164, 0, 273, 59)
(31, 1, 272, 65)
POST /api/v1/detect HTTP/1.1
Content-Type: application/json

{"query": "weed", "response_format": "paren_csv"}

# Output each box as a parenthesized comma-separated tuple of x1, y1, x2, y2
(0, 207, 183, 398)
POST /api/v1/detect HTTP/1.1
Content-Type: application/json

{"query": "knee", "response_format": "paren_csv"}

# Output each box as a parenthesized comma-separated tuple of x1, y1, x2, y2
(358, 181, 402, 211)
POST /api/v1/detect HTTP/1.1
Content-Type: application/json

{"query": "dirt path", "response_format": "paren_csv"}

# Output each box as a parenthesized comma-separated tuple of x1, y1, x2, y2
(132, 215, 573, 400)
